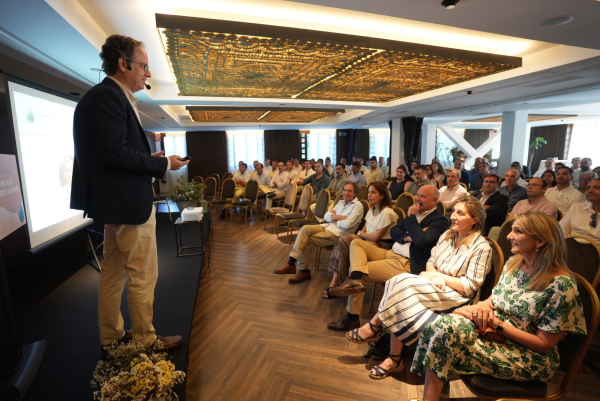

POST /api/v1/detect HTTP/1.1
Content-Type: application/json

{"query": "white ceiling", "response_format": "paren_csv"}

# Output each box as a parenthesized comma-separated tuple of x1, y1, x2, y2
(0, 0, 599, 132)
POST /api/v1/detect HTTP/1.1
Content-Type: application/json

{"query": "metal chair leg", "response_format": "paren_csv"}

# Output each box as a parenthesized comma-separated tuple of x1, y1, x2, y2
(315, 247, 321, 270)
(369, 282, 380, 313)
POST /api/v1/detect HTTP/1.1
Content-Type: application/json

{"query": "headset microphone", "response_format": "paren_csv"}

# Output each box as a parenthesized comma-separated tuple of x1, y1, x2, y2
(127, 64, 132, 70)
(145, 84, 151, 90)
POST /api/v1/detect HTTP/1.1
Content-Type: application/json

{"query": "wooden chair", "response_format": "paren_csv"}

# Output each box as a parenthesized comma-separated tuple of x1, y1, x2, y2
(228, 179, 259, 223)
(209, 178, 235, 216)
(496, 218, 515, 264)
(565, 235, 600, 290)
(460, 272, 599, 401)
(289, 189, 331, 241)
(477, 237, 505, 303)
(392, 206, 406, 222)
(557, 209, 563, 221)
(357, 199, 370, 231)
(460, 182, 468, 190)
(332, 193, 344, 207)
(383, 175, 394, 183)
(275, 186, 313, 239)
(436, 200, 446, 216)
(394, 192, 415, 216)
(203, 177, 217, 201)
(152, 186, 172, 221)
(264, 183, 297, 230)
(192, 176, 203, 184)
(208, 173, 220, 189)
(357, 185, 368, 201)
(222, 171, 232, 181)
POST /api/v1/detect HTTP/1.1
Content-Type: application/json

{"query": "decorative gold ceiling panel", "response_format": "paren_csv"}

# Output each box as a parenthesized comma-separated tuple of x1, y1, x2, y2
(186, 107, 344, 123)
(157, 15, 521, 103)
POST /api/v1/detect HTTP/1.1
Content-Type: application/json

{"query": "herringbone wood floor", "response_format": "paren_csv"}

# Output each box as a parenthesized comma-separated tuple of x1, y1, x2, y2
(185, 210, 600, 401)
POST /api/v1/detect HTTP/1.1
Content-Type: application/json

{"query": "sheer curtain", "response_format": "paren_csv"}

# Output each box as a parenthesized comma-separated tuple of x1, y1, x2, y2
(369, 128, 390, 160)
(163, 132, 188, 190)
(226, 130, 264, 173)
(307, 129, 336, 161)
(568, 119, 600, 161)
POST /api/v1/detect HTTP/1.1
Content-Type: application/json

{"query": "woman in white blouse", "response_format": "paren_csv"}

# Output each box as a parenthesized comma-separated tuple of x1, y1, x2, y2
(344, 196, 492, 379)
(324, 181, 398, 299)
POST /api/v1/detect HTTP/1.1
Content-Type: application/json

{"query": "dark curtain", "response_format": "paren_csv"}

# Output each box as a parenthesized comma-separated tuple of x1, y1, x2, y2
(186, 131, 228, 179)
(264, 130, 301, 161)
(336, 129, 348, 163)
(527, 124, 568, 171)
(336, 129, 369, 163)
(402, 117, 423, 165)
(464, 129, 491, 149)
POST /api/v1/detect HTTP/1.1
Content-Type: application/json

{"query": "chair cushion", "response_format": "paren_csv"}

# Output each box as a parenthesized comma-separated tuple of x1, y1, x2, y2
(278, 212, 304, 220)
(266, 207, 289, 214)
(460, 374, 547, 398)
(290, 218, 319, 228)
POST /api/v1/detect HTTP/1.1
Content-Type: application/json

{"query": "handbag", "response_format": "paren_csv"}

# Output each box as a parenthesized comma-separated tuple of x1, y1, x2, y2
(452, 310, 506, 344)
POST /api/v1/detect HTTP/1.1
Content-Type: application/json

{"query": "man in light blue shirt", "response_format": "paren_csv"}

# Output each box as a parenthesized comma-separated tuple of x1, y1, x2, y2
(347, 161, 367, 187)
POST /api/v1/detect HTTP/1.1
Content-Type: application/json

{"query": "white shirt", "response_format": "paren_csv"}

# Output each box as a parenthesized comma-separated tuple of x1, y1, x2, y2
(363, 207, 398, 240)
(364, 167, 384, 186)
(544, 185, 585, 215)
(325, 165, 334, 176)
(560, 202, 600, 247)
(232, 170, 251, 185)
(254, 171, 271, 187)
(392, 207, 436, 258)
(439, 184, 468, 215)
(287, 169, 299, 182)
(323, 197, 363, 237)
(360, 165, 367, 173)
(501, 178, 528, 188)
(264, 165, 272, 174)
(299, 169, 315, 180)
(293, 165, 303, 172)
(269, 171, 290, 190)
(379, 165, 389, 177)
(572, 168, 582, 189)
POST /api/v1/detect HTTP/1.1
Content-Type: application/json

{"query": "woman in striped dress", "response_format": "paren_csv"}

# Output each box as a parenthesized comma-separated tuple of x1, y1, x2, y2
(345, 197, 492, 379)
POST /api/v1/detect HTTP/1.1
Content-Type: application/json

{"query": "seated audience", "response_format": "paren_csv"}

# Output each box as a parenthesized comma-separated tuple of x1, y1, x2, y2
(474, 173, 508, 235)
(470, 157, 482, 180)
(508, 177, 558, 220)
(469, 160, 490, 193)
(347, 161, 367, 187)
(387, 165, 411, 200)
(327, 186, 449, 331)
(250, 160, 259, 177)
(358, 158, 367, 172)
(425, 165, 439, 188)
(286, 160, 299, 182)
(324, 157, 334, 176)
(498, 168, 528, 212)
(544, 166, 585, 215)
(533, 157, 555, 178)
(542, 170, 557, 188)
(571, 157, 581, 171)
(221, 162, 251, 218)
(560, 178, 600, 246)
(438, 168, 467, 216)
(253, 163, 271, 188)
(573, 157, 592, 189)
(578, 170, 598, 196)
(298, 159, 315, 180)
(263, 158, 272, 174)
(318, 158, 330, 177)
(295, 160, 331, 201)
(341, 158, 351, 175)
(324, 182, 397, 299)
(273, 182, 363, 283)
(364, 157, 384, 186)
(406, 165, 436, 195)
(431, 161, 446, 187)
(337, 196, 491, 379)
(269, 160, 279, 177)
(409, 161, 418, 181)
(292, 158, 302, 172)
(411, 212, 585, 400)
(501, 161, 528, 188)
(263, 161, 290, 209)
(454, 159, 471, 189)
(378, 156, 389, 177)
(327, 163, 349, 197)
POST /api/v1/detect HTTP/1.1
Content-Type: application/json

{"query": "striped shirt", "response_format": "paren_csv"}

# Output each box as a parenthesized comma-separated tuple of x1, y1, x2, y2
(426, 231, 492, 297)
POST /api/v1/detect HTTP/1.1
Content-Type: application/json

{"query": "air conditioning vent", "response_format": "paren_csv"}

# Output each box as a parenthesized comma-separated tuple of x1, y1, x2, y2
(525, 76, 583, 88)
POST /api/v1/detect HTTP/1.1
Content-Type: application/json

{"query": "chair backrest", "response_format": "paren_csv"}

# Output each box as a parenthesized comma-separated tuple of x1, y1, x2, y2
(221, 178, 236, 199)
(394, 192, 415, 216)
(297, 185, 313, 214)
(478, 237, 505, 302)
(496, 218, 515, 263)
(204, 177, 217, 197)
(557, 209, 563, 221)
(313, 189, 331, 219)
(357, 185, 368, 201)
(383, 175, 393, 183)
(565, 235, 600, 290)
(357, 199, 370, 231)
(436, 200, 446, 216)
(243, 179, 259, 202)
(209, 173, 220, 188)
(333, 193, 344, 207)
(222, 171, 232, 181)
(392, 206, 406, 223)
(460, 182, 468, 190)
(551, 272, 599, 399)
(283, 183, 298, 211)
(192, 176, 203, 184)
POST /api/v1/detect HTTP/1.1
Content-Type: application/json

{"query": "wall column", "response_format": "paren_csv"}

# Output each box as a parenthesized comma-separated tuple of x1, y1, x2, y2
(420, 124, 437, 164)
(499, 111, 528, 173)
(390, 118, 405, 168)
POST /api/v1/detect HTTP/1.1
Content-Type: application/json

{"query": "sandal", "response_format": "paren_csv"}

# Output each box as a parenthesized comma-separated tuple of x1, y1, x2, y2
(369, 353, 404, 380)
(322, 287, 337, 299)
(345, 321, 383, 344)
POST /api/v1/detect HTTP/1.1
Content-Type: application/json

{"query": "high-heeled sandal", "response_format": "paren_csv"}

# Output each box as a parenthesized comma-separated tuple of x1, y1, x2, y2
(369, 353, 404, 380)
(345, 321, 383, 344)
(322, 287, 337, 299)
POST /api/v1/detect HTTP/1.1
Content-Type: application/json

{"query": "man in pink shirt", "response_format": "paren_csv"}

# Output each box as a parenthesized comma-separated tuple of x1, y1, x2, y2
(508, 177, 558, 220)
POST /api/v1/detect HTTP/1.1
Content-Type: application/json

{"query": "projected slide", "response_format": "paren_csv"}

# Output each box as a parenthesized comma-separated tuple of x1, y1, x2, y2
(7, 80, 90, 249)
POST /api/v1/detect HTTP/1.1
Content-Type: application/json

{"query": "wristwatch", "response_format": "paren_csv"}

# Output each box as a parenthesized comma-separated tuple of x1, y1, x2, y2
(357, 231, 362, 237)
(495, 319, 504, 333)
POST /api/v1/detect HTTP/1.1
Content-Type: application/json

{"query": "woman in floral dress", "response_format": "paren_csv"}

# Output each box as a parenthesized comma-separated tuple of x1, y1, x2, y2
(411, 211, 586, 400)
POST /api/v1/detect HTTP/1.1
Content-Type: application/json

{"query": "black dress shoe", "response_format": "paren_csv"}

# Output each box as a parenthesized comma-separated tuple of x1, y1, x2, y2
(327, 316, 360, 331)
(328, 278, 366, 297)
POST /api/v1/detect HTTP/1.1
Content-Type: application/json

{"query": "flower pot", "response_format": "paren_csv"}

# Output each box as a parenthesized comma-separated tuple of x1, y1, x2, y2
(176, 200, 198, 212)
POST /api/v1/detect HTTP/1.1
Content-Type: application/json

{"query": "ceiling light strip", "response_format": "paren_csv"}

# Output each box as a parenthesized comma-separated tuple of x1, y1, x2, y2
(256, 111, 271, 121)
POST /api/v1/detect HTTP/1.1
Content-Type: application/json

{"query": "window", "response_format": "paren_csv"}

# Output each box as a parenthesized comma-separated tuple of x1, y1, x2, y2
(369, 128, 390, 161)
(226, 130, 264, 173)
(163, 132, 187, 189)
(568, 119, 600, 162)
(306, 129, 336, 162)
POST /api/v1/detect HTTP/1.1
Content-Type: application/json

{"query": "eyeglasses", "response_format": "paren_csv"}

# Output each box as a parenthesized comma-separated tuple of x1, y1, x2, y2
(591, 213, 598, 229)
(127, 60, 150, 72)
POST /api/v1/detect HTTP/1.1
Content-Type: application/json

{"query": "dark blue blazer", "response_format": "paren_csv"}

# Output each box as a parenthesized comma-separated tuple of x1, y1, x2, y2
(70, 78, 168, 225)
(390, 209, 450, 275)
(475, 191, 509, 236)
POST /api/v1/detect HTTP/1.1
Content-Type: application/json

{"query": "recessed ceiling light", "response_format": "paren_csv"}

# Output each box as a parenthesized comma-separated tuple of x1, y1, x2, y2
(441, 0, 459, 9)
(538, 16, 574, 29)
(90, 68, 101, 71)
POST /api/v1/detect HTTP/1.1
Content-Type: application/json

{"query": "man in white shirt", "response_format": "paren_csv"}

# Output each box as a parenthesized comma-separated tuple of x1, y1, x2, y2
(347, 162, 367, 187)
(545, 167, 585, 215)
(439, 168, 467, 216)
(292, 158, 302, 172)
(571, 157, 581, 171)
(263, 159, 272, 175)
(221, 162, 251, 218)
(273, 182, 363, 283)
(573, 157, 592, 189)
(254, 163, 271, 188)
(286, 160, 299, 182)
(324, 157, 334, 176)
(264, 161, 290, 209)
(250, 160, 259, 177)
(364, 157, 384, 186)
(560, 179, 600, 246)
(378, 156, 389, 178)
(533, 158, 555, 178)
(358, 158, 367, 172)
(298, 159, 315, 179)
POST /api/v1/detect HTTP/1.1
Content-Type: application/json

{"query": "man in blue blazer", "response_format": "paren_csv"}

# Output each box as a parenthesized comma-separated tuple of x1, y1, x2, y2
(71, 35, 188, 354)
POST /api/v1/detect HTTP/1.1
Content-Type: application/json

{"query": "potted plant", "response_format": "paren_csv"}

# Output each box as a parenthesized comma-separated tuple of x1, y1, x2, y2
(167, 176, 206, 212)
(528, 137, 547, 168)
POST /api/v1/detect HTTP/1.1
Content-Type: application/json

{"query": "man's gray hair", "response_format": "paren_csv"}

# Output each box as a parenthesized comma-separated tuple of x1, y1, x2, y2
(446, 168, 460, 177)
(345, 181, 359, 194)
(581, 171, 598, 179)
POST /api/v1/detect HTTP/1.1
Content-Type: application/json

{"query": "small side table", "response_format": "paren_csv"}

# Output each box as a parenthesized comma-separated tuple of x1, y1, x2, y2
(174, 216, 206, 257)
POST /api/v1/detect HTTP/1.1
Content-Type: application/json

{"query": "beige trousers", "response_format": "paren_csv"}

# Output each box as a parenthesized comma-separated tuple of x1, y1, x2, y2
(259, 185, 286, 209)
(346, 240, 410, 315)
(289, 224, 339, 271)
(99, 207, 158, 345)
